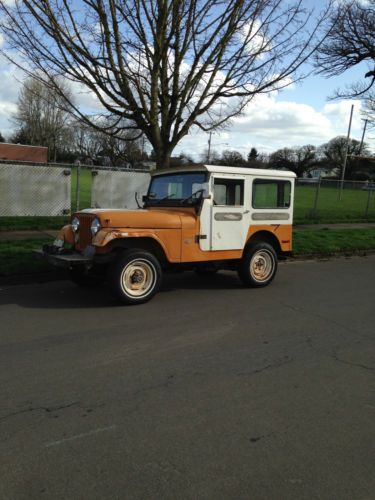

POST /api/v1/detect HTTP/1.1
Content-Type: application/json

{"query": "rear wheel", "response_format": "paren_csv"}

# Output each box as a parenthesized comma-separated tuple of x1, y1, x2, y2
(238, 242, 278, 288)
(109, 249, 162, 304)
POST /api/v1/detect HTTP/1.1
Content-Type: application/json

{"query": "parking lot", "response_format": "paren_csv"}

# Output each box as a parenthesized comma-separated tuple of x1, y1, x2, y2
(1, 256, 375, 499)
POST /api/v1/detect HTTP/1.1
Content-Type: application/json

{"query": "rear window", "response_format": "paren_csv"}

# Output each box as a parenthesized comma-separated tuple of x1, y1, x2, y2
(252, 179, 291, 209)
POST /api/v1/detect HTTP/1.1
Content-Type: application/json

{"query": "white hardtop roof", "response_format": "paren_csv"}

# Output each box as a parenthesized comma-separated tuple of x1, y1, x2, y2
(152, 164, 296, 178)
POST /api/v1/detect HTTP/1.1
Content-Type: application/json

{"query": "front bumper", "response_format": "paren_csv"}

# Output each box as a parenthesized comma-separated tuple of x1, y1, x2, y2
(34, 248, 93, 269)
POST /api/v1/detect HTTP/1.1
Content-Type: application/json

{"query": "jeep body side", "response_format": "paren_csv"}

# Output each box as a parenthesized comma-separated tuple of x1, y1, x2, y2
(39, 165, 296, 304)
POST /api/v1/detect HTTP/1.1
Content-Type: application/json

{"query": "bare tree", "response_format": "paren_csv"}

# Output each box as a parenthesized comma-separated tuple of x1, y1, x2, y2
(0, 0, 331, 168)
(72, 122, 105, 163)
(319, 136, 371, 179)
(316, 1, 375, 98)
(269, 144, 316, 177)
(221, 149, 246, 167)
(12, 77, 73, 161)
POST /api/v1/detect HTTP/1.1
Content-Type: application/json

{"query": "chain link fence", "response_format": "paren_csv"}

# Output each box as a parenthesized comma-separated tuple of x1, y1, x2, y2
(0, 161, 374, 223)
(0, 162, 71, 216)
(295, 178, 375, 222)
(0, 161, 151, 218)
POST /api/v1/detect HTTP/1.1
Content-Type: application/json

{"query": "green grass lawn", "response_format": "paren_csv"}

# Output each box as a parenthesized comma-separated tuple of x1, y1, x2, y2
(294, 185, 375, 223)
(71, 167, 92, 211)
(1, 176, 375, 230)
(293, 228, 375, 255)
(0, 239, 53, 276)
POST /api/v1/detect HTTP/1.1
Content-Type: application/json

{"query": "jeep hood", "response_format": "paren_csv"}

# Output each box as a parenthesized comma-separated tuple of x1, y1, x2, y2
(79, 208, 192, 229)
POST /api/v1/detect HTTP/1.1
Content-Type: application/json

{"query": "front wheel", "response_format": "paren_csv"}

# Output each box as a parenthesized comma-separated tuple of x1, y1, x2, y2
(109, 250, 162, 305)
(238, 243, 278, 288)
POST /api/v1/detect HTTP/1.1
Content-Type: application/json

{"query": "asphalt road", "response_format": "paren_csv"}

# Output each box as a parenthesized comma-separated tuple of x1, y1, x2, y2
(1, 256, 375, 500)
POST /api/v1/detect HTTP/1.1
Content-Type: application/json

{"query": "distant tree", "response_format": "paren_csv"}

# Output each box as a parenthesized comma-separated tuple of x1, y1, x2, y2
(72, 122, 104, 164)
(221, 150, 246, 167)
(0, 131, 5, 142)
(319, 136, 372, 179)
(247, 148, 259, 163)
(200, 149, 221, 164)
(9, 128, 29, 145)
(269, 148, 295, 170)
(169, 153, 196, 168)
(12, 77, 73, 161)
(98, 129, 146, 168)
(269, 145, 317, 177)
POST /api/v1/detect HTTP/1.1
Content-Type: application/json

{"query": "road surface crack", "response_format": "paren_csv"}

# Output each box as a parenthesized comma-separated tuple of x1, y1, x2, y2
(331, 354, 375, 372)
(238, 356, 293, 377)
(0, 402, 79, 422)
(281, 302, 363, 337)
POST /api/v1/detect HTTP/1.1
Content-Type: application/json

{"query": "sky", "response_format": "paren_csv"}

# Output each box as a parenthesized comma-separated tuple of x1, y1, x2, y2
(0, 0, 372, 160)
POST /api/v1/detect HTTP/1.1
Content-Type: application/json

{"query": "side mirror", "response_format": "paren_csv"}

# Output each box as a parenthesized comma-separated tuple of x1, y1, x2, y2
(201, 183, 211, 199)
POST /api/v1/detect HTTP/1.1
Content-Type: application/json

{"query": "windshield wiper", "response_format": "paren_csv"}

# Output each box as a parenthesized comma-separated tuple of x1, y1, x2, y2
(156, 193, 176, 204)
(181, 189, 205, 204)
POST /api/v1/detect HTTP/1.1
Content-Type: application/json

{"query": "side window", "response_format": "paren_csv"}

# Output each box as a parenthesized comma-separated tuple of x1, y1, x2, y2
(214, 179, 244, 206)
(252, 180, 291, 209)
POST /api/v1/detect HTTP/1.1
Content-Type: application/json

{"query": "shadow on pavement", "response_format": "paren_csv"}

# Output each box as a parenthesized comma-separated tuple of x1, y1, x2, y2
(0, 271, 243, 309)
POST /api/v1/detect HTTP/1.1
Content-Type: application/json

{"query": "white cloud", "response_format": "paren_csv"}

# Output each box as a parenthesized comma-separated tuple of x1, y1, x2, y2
(174, 95, 368, 159)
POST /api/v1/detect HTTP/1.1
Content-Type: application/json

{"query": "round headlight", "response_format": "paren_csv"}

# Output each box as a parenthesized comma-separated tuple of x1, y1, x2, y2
(71, 216, 80, 233)
(91, 218, 101, 236)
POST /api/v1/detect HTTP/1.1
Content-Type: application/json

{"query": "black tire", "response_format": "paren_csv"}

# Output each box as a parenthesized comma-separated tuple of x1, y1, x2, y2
(238, 242, 278, 288)
(109, 249, 162, 305)
(70, 267, 105, 287)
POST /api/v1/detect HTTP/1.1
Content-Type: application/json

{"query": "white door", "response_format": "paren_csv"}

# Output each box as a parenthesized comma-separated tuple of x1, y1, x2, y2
(210, 175, 248, 251)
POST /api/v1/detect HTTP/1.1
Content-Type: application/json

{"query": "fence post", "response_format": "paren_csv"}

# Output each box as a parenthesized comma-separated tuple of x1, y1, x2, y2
(365, 187, 372, 218)
(312, 176, 321, 217)
(76, 162, 81, 212)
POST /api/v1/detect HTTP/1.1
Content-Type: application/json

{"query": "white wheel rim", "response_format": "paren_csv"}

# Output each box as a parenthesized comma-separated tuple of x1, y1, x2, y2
(250, 250, 274, 282)
(120, 259, 156, 298)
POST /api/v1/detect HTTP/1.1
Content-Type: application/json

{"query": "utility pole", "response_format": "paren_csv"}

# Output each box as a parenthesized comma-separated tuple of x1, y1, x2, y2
(359, 118, 368, 154)
(207, 132, 212, 164)
(339, 104, 354, 201)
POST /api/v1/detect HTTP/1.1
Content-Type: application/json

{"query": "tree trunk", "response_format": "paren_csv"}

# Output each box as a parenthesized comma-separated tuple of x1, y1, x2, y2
(155, 148, 171, 170)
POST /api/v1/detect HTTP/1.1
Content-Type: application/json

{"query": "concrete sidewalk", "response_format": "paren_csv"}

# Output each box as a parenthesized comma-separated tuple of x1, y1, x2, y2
(1, 223, 375, 241)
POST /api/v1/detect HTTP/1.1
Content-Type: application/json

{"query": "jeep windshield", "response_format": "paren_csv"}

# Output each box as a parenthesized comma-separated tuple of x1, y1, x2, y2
(145, 172, 207, 207)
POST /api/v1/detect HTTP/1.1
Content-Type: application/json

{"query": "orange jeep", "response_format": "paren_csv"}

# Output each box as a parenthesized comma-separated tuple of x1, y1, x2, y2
(38, 165, 296, 304)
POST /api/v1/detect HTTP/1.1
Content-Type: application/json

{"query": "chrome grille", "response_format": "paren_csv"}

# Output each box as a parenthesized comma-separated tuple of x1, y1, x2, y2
(76, 214, 95, 250)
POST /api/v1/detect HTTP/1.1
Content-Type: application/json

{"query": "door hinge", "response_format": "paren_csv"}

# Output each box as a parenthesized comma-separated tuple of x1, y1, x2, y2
(195, 235, 207, 243)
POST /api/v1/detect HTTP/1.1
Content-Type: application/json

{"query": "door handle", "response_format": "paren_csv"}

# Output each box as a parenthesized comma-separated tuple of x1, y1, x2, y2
(243, 210, 250, 214)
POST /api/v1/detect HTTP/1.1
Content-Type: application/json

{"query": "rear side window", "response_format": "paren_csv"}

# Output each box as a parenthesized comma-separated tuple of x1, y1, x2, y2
(214, 178, 244, 206)
(252, 179, 291, 209)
